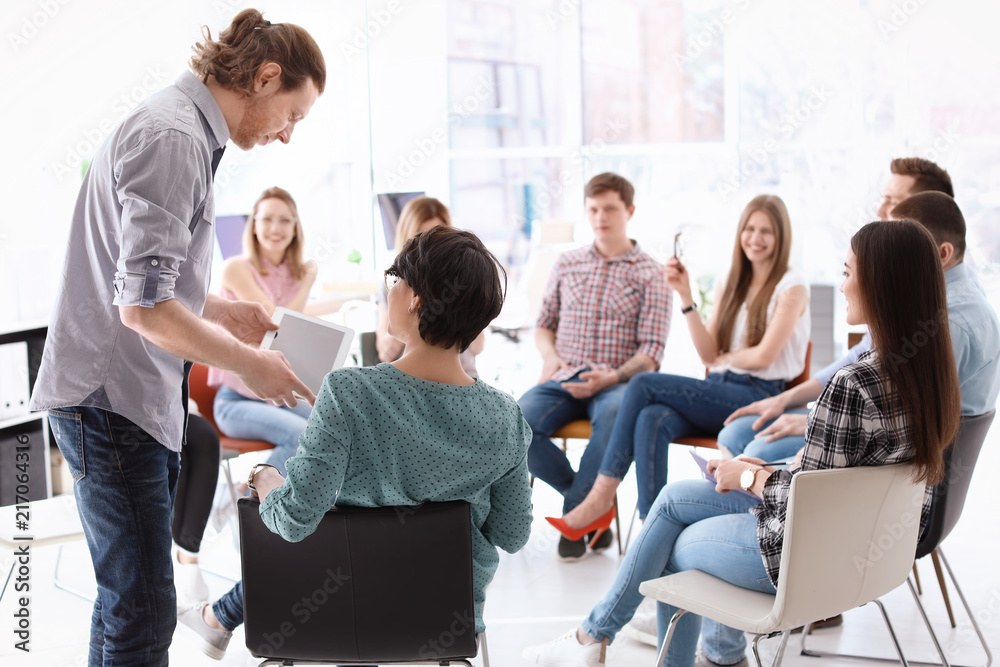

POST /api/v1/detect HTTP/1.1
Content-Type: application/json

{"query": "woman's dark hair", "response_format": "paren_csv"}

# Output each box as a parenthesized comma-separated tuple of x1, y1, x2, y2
(190, 9, 326, 97)
(386, 226, 506, 353)
(852, 220, 960, 485)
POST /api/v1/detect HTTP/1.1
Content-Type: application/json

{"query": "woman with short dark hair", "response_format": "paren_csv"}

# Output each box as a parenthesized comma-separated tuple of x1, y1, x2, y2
(180, 226, 533, 660)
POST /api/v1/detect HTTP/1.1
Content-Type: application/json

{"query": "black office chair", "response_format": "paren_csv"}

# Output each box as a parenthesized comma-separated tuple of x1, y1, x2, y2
(802, 410, 995, 667)
(238, 498, 488, 666)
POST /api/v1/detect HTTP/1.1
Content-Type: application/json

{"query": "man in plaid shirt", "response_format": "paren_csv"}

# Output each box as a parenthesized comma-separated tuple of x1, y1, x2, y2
(520, 172, 671, 560)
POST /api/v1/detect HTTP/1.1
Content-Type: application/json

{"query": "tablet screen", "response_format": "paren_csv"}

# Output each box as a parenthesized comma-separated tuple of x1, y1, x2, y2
(260, 308, 355, 396)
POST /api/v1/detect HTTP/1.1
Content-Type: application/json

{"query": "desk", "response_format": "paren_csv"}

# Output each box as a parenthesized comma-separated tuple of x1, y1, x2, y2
(0, 323, 50, 504)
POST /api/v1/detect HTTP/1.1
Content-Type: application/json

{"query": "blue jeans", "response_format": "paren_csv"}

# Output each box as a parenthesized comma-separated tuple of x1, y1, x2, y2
(716, 408, 810, 461)
(49, 406, 180, 667)
(520, 380, 628, 513)
(582, 479, 775, 667)
(213, 385, 312, 475)
(601, 372, 785, 517)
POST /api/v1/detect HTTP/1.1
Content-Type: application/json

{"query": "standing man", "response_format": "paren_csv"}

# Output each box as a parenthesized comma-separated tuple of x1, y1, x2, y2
(520, 172, 671, 561)
(30, 10, 326, 665)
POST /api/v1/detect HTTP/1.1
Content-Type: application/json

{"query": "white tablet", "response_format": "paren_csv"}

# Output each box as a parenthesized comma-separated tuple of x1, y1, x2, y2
(260, 307, 355, 396)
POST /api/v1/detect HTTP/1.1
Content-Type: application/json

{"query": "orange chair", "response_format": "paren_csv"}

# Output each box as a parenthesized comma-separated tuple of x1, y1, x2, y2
(188, 363, 275, 510)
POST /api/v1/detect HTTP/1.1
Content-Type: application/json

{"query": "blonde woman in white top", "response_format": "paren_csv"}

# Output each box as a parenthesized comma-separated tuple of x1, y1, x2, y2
(549, 194, 810, 538)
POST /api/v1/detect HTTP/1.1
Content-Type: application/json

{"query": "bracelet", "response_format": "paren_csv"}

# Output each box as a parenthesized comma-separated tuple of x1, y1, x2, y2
(681, 304, 696, 315)
(248, 463, 280, 491)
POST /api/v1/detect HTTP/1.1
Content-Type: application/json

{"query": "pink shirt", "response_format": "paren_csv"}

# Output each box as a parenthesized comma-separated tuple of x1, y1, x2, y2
(208, 256, 302, 397)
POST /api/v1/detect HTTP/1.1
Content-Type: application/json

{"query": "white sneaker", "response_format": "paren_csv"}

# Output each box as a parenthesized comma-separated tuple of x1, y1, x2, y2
(523, 628, 606, 666)
(173, 547, 209, 611)
(177, 602, 232, 660)
(622, 596, 657, 647)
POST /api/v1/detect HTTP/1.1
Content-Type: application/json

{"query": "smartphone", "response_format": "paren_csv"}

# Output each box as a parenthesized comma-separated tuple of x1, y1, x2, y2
(564, 367, 592, 383)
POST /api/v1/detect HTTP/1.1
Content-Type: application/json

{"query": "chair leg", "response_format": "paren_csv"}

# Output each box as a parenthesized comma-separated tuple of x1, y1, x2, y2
(938, 548, 994, 667)
(624, 504, 640, 552)
(873, 598, 912, 667)
(479, 631, 490, 667)
(905, 577, 952, 667)
(52, 543, 96, 602)
(930, 549, 957, 628)
(654, 609, 689, 667)
(751, 630, 791, 667)
(221, 458, 241, 517)
(913, 560, 923, 595)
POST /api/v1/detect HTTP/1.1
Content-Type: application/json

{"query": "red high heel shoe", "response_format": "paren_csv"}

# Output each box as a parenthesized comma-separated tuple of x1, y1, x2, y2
(545, 506, 615, 548)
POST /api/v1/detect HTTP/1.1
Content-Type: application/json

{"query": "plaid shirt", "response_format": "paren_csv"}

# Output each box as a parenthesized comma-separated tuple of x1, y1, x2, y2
(536, 242, 671, 382)
(751, 350, 933, 586)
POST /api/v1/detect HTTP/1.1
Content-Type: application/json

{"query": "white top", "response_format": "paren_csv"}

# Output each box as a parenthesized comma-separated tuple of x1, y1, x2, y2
(712, 268, 811, 381)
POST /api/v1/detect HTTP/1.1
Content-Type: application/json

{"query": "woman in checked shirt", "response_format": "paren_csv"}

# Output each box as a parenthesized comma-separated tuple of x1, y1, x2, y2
(524, 219, 960, 667)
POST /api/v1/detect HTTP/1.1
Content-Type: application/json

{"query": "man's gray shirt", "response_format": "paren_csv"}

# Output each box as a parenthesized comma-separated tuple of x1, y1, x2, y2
(31, 71, 230, 451)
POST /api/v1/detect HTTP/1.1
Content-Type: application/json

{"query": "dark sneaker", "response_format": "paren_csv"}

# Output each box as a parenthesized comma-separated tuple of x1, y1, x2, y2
(557, 535, 587, 561)
(589, 529, 614, 552)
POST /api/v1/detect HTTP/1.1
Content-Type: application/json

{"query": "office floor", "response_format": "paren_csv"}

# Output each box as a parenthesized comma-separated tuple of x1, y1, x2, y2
(4, 426, 999, 667)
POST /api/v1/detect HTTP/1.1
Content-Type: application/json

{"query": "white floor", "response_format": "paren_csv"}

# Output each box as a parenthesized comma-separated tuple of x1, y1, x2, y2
(4, 426, 1000, 667)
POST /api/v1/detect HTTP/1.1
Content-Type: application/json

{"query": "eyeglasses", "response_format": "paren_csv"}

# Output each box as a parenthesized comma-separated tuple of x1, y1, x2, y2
(254, 215, 296, 225)
(384, 271, 400, 292)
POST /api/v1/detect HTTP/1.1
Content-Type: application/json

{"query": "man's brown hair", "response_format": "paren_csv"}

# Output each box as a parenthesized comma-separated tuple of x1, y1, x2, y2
(890, 157, 954, 198)
(891, 191, 967, 260)
(190, 9, 326, 97)
(584, 172, 635, 209)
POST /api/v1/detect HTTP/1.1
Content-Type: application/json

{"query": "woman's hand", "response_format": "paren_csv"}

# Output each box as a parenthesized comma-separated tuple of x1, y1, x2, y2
(708, 456, 768, 494)
(249, 466, 286, 504)
(664, 257, 694, 305)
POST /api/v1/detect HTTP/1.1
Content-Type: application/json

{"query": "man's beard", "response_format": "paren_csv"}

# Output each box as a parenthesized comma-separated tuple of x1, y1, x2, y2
(231, 95, 268, 151)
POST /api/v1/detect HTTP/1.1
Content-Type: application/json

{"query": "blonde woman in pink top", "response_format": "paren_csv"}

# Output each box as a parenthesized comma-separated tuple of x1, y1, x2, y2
(207, 186, 319, 475)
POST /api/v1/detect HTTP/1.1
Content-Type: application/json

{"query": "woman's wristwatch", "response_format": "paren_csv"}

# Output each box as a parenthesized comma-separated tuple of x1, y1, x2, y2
(681, 303, 696, 315)
(740, 466, 760, 492)
(248, 463, 280, 491)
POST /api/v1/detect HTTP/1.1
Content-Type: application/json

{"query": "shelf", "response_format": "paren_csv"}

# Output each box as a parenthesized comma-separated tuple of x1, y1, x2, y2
(0, 412, 44, 431)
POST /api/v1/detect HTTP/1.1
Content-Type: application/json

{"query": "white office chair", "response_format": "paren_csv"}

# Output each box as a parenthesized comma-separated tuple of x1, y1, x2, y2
(639, 464, 924, 667)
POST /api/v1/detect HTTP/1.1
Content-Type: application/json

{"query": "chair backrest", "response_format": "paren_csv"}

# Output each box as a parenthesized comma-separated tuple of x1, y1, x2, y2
(787, 341, 812, 389)
(238, 498, 478, 663)
(766, 464, 924, 629)
(916, 410, 995, 559)
(359, 330, 379, 367)
(188, 363, 220, 431)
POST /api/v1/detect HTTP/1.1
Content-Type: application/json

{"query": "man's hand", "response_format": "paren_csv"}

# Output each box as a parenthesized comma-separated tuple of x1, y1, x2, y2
(213, 300, 278, 347)
(238, 349, 317, 407)
(724, 393, 789, 430)
(754, 413, 808, 441)
(561, 370, 617, 399)
(538, 352, 569, 384)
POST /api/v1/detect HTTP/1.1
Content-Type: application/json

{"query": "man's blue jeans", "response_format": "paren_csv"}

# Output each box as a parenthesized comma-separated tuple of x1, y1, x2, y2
(214, 385, 312, 475)
(600, 372, 785, 517)
(581, 479, 774, 667)
(716, 408, 810, 461)
(48, 406, 180, 667)
(519, 380, 628, 513)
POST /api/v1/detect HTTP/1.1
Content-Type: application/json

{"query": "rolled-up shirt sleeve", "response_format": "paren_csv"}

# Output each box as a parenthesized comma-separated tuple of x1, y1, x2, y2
(112, 129, 209, 308)
(260, 378, 352, 542)
(635, 267, 671, 367)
